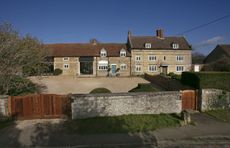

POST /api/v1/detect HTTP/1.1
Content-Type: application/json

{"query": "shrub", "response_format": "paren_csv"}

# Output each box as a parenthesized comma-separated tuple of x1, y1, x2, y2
(53, 68, 62, 75)
(90, 88, 111, 94)
(7, 76, 38, 96)
(181, 72, 200, 89)
(168, 72, 181, 80)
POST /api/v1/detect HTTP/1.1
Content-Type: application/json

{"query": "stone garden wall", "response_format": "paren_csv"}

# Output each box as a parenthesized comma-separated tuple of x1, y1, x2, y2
(201, 89, 230, 111)
(71, 91, 182, 119)
(0, 95, 9, 119)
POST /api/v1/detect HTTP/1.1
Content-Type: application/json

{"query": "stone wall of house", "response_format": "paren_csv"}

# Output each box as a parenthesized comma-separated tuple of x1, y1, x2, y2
(0, 95, 9, 119)
(201, 89, 230, 111)
(96, 57, 131, 77)
(131, 49, 192, 75)
(54, 57, 79, 75)
(71, 91, 181, 119)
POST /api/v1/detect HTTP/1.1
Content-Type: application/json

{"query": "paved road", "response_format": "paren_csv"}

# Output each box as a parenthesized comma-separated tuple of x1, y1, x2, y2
(0, 113, 230, 147)
(154, 113, 230, 147)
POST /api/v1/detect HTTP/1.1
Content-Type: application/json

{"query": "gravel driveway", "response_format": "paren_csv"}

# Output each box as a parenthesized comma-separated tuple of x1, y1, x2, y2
(29, 76, 149, 94)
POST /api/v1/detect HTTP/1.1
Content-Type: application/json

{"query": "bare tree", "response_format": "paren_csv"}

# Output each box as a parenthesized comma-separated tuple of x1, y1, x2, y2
(192, 52, 206, 64)
(0, 23, 47, 95)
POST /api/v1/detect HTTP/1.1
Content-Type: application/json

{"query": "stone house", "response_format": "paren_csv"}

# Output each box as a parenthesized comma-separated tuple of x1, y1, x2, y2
(46, 29, 192, 76)
(47, 42, 131, 76)
(127, 30, 192, 75)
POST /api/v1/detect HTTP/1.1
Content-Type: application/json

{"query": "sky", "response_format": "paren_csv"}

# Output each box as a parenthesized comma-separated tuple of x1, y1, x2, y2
(0, 0, 230, 55)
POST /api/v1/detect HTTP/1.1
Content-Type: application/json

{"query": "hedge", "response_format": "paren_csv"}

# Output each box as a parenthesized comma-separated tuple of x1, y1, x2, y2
(181, 72, 230, 91)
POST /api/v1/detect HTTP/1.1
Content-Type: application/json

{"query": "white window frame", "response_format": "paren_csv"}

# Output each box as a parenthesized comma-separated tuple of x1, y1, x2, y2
(120, 49, 126, 57)
(100, 48, 107, 57)
(176, 55, 184, 61)
(148, 65, 157, 72)
(63, 64, 69, 69)
(135, 65, 142, 72)
(172, 43, 179, 49)
(148, 55, 157, 61)
(145, 43, 151, 48)
(135, 55, 141, 61)
(98, 65, 108, 70)
(120, 64, 127, 70)
(63, 57, 69, 61)
(176, 66, 184, 72)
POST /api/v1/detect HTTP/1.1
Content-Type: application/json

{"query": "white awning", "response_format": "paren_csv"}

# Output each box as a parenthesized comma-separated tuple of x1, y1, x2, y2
(98, 60, 108, 65)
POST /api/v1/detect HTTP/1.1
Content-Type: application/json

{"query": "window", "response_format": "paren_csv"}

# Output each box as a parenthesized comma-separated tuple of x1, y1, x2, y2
(63, 57, 69, 61)
(100, 48, 107, 57)
(176, 66, 184, 72)
(63, 64, 69, 69)
(172, 43, 179, 49)
(135, 55, 141, 61)
(148, 55, 157, 61)
(163, 56, 166, 61)
(176, 56, 184, 61)
(98, 60, 108, 70)
(120, 49, 126, 57)
(135, 65, 142, 72)
(98, 65, 108, 70)
(148, 65, 157, 72)
(120, 64, 127, 70)
(145, 43, 151, 48)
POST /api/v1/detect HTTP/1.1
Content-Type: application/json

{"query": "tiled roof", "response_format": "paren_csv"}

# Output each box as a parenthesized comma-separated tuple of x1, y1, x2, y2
(129, 36, 191, 50)
(219, 44, 230, 56)
(46, 43, 130, 57)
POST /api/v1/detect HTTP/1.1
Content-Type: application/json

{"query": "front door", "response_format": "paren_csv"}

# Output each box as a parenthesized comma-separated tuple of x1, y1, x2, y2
(162, 66, 168, 75)
(111, 64, 116, 75)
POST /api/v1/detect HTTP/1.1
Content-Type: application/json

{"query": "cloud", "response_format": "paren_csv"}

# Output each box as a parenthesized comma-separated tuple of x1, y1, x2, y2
(194, 36, 224, 49)
(192, 36, 224, 55)
(200, 36, 223, 46)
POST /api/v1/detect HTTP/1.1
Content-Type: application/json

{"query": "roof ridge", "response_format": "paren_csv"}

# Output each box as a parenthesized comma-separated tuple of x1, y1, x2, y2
(45, 42, 126, 46)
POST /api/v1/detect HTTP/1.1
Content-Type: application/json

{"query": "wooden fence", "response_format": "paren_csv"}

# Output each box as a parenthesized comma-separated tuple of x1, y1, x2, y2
(8, 94, 71, 120)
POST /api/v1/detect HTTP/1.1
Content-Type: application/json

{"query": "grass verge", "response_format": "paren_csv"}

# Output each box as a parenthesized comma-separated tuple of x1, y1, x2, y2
(205, 109, 230, 123)
(65, 114, 181, 134)
(0, 119, 14, 130)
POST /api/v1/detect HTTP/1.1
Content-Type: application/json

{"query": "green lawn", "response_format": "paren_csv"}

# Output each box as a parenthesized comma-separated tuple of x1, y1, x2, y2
(205, 109, 230, 123)
(65, 114, 181, 134)
(129, 83, 157, 92)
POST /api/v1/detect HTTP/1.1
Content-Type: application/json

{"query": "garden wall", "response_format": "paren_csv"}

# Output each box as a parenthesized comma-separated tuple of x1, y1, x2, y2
(0, 95, 9, 119)
(201, 89, 230, 111)
(71, 91, 182, 119)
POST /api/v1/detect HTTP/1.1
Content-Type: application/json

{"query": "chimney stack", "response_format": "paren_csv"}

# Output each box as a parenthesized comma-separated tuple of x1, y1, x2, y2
(90, 38, 98, 45)
(156, 29, 164, 39)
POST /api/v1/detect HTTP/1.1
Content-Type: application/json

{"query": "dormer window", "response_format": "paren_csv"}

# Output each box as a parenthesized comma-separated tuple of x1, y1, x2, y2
(172, 43, 179, 49)
(63, 57, 69, 61)
(100, 48, 107, 57)
(120, 48, 126, 57)
(145, 43, 151, 48)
